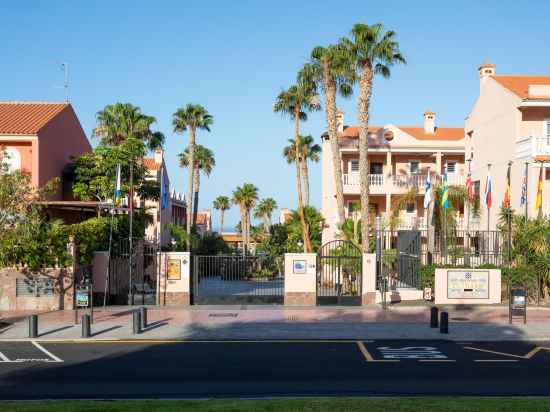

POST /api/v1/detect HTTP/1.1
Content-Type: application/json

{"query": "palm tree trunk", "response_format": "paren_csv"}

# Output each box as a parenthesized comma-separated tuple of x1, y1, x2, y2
(192, 166, 200, 228)
(301, 156, 310, 206)
(263, 215, 271, 233)
(245, 209, 251, 253)
(294, 108, 312, 253)
(323, 65, 346, 226)
(220, 209, 225, 234)
(358, 64, 373, 253)
(186, 127, 196, 250)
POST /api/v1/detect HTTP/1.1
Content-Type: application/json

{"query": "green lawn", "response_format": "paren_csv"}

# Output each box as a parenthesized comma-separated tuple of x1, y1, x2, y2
(2, 398, 550, 412)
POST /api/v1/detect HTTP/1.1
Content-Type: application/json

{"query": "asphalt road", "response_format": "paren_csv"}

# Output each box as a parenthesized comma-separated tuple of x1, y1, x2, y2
(1, 339, 550, 399)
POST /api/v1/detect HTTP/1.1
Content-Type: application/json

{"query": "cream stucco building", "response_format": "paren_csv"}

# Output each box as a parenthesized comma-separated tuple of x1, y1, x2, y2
(465, 63, 550, 229)
(321, 111, 466, 242)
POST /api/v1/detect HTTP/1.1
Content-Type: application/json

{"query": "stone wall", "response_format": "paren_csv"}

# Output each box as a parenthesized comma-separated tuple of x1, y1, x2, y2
(0, 268, 74, 311)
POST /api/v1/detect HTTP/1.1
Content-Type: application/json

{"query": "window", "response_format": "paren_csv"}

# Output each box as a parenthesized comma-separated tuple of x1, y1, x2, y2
(446, 161, 456, 174)
(406, 203, 415, 213)
(546, 168, 550, 181)
(370, 162, 383, 175)
(350, 160, 359, 173)
(409, 161, 420, 175)
(3, 148, 21, 173)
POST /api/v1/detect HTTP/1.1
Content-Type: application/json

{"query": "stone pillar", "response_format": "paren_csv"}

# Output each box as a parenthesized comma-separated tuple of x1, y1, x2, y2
(158, 252, 191, 306)
(362, 253, 377, 305)
(284, 253, 317, 306)
(385, 193, 392, 223)
(385, 151, 392, 176)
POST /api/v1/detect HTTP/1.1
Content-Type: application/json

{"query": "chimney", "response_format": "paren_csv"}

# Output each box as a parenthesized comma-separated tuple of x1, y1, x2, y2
(336, 109, 344, 133)
(478, 62, 496, 88)
(154, 147, 163, 165)
(423, 110, 436, 134)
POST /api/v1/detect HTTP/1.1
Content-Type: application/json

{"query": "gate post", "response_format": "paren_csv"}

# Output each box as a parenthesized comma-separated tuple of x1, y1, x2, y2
(158, 252, 191, 306)
(362, 253, 377, 305)
(284, 253, 317, 306)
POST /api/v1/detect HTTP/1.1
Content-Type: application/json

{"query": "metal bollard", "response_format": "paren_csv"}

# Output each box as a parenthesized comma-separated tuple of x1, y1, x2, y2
(440, 311, 449, 334)
(133, 310, 142, 335)
(430, 307, 439, 328)
(28, 315, 38, 338)
(140, 307, 147, 330)
(82, 314, 91, 338)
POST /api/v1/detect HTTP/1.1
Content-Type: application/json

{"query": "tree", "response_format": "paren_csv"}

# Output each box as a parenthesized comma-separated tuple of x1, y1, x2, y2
(93, 102, 163, 150)
(341, 23, 406, 252)
(179, 144, 215, 227)
(299, 45, 354, 225)
(212, 195, 231, 233)
(274, 82, 319, 253)
(285, 206, 325, 253)
(283, 135, 321, 207)
(71, 138, 147, 204)
(232, 183, 259, 253)
(254, 197, 278, 233)
(172, 104, 213, 249)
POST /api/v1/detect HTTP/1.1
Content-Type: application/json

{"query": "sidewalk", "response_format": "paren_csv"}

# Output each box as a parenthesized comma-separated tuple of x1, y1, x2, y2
(1, 304, 549, 341)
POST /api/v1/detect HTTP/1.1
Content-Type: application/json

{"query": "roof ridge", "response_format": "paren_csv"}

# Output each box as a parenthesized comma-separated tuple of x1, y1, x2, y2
(493, 74, 550, 78)
(0, 101, 69, 105)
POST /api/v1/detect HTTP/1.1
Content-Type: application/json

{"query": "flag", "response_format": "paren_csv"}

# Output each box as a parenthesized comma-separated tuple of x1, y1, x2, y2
(114, 164, 121, 206)
(465, 173, 474, 203)
(160, 167, 169, 210)
(442, 168, 449, 209)
(423, 173, 432, 209)
(520, 166, 528, 206)
(484, 171, 492, 209)
(535, 164, 544, 213)
(503, 163, 511, 209)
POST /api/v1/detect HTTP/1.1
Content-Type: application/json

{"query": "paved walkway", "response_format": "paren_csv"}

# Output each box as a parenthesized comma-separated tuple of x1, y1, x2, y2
(1, 304, 549, 341)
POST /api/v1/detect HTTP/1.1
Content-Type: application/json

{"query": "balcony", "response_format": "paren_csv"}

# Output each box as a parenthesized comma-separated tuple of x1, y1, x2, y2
(516, 136, 550, 160)
(343, 173, 464, 195)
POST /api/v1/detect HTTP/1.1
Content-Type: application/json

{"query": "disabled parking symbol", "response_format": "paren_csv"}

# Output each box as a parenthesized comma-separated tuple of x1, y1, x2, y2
(377, 346, 448, 359)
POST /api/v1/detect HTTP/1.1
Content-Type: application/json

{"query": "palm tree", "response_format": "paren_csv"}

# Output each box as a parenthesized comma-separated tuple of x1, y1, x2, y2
(212, 196, 230, 234)
(233, 183, 259, 253)
(254, 197, 278, 233)
(93, 102, 161, 149)
(274, 82, 320, 252)
(282, 135, 320, 207)
(341, 23, 406, 252)
(179, 145, 215, 227)
(172, 104, 213, 248)
(299, 45, 355, 226)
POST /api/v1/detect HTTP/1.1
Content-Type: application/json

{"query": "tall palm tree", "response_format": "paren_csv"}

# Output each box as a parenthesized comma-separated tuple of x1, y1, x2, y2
(179, 145, 215, 227)
(212, 196, 230, 234)
(93, 102, 160, 149)
(299, 45, 355, 226)
(172, 104, 213, 248)
(274, 82, 320, 252)
(233, 183, 259, 253)
(254, 197, 278, 233)
(341, 23, 406, 252)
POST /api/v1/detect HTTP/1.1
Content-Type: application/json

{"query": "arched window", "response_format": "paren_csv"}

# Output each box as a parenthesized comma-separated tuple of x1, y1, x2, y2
(3, 147, 21, 172)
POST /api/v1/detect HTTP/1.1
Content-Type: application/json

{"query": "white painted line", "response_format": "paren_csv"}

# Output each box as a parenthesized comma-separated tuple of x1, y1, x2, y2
(474, 359, 519, 363)
(418, 359, 456, 362)
(0, 351, 10, 362)
(31, 341, 63, 363)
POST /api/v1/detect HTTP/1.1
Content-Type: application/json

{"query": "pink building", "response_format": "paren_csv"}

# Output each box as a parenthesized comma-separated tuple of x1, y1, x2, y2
(321, 110, 466, 242)
(0, 101, 91, 198)
(466, 63, 550, 228)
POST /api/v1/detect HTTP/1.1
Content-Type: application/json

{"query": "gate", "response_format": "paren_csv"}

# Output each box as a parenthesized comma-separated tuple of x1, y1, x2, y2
(192, 255, 284, 304)
(107, 238, 159, 305)
(317, 240, 362, 306)
(377, 230, 421, 291)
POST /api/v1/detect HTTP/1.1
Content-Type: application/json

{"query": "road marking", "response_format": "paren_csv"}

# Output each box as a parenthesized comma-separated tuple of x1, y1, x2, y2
(31, 341, 63, 363)
(0, 351, 10, 362)
(356, 341, 399, 362)
(0, 339, 366, 344)
(418, 359, 456, 362)
(464, 346, 550, 360)
(474, 359, 519, 362)
(377, 346, 449, 360)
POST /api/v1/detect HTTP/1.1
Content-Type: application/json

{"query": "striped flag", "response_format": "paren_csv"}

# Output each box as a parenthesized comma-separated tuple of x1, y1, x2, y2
(114, 164, 121, 206)
(160, 166, 169, 210)
(442, 167, 449, 209)
(520, 166, 528, 206)
(484, 171, 492, 209)
(423, 172, 432, 209)
(535, 164, 544, 215)
(503, 163, 511, 209)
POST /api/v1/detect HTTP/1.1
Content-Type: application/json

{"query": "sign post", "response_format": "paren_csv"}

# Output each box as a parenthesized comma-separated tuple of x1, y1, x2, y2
(509, 285, 527, 324)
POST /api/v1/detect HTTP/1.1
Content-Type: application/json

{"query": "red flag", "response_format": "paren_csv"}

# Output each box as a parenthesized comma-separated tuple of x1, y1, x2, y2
(503, 163, 511, 209)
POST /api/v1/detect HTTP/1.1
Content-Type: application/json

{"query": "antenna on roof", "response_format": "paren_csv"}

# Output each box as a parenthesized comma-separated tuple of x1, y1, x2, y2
(53, 62, 70, 102)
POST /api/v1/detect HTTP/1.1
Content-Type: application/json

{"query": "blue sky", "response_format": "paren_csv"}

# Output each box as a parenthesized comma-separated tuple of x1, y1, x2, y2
(3, 0, 550, 229)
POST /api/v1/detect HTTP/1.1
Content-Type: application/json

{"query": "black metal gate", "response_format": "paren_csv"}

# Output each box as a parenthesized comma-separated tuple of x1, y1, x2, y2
(192, 255, 284, 304)
(107, 238, 159, 305)
(377, 230, 421, 292)
(317, 240, 362, 306)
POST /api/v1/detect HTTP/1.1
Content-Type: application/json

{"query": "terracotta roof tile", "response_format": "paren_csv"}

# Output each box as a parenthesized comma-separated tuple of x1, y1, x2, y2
(143, 157, 161, 171)
(493, 75, 550, 99)
(339, 125, 463, 141)
(0, 102, 69, 135)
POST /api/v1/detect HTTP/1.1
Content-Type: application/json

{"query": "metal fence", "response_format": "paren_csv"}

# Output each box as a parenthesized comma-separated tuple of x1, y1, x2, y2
(192, 255, 284, 304)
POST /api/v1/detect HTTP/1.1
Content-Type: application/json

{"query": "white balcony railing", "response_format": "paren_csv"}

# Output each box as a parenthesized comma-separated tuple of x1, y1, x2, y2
(516, 136, 550, 159)
(534, 137, 550, 157)
(343, 173, 384, 186)
(343, 173, 464, 192)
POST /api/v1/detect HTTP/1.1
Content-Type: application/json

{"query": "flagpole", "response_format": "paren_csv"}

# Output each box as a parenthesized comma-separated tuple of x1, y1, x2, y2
(157, 164, 163, 306)
(507, 161, 512, 268)
(524, 162, 529, 222)
(487, 163, 491, 233)
(129, 162, 134, 306)
(466, 157, 472, 266)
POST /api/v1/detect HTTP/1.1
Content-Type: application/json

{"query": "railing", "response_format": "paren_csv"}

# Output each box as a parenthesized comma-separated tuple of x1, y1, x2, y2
(516, 136, 550, 159)
(343, 173, 384, 186)
(343, 173, 465, 190)
(534, 137, 550, 157)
